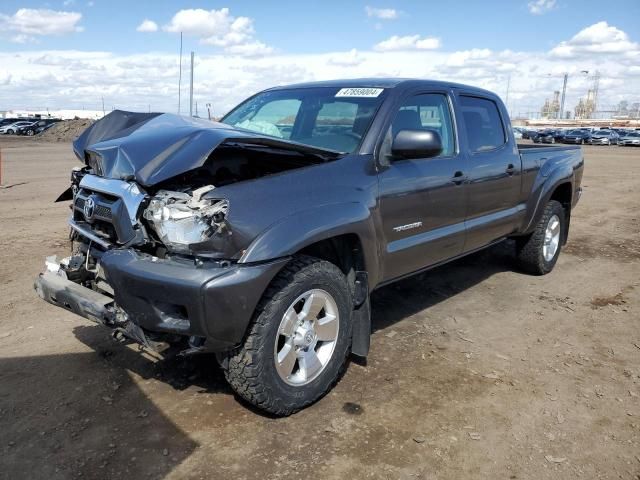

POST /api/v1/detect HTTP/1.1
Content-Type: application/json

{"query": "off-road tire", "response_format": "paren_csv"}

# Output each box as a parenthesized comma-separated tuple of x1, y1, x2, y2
(221, 255, 352, 416)
(516, 200, 565, 275)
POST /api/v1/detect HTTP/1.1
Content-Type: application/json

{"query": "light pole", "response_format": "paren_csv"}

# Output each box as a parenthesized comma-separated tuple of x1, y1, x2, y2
(206, 103, 212, 121)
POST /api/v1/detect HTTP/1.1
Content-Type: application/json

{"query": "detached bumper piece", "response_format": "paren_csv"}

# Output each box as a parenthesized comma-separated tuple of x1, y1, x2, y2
(34, 271, 115, 325)
(35, 249, 290, 353)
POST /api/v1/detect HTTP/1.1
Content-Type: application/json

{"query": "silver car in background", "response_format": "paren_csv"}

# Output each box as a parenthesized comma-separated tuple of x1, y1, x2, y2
(587, 129, 619, 145)
(619, 132, 640, 146)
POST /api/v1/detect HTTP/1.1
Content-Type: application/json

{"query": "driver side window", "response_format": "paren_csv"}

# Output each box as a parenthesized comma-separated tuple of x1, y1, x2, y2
(387, 93, 455, 157)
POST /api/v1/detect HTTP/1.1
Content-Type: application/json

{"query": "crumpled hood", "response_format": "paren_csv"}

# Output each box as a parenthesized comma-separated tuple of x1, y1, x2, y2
(73, 110, 339, 187)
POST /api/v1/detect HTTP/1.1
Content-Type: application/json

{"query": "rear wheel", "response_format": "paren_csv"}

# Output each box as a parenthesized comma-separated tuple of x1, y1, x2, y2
(516, 200, 565, 275)
(221, 255, 352, 416)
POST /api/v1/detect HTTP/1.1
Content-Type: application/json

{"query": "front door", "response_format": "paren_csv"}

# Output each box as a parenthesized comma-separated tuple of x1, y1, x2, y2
(377, 92, 468, 282)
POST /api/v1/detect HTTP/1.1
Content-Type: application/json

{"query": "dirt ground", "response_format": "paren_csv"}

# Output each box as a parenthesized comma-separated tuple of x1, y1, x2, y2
(0, 137, 638, 480)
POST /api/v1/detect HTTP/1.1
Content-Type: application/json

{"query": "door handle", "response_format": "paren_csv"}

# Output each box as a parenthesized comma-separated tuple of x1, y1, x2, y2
(451, 171, 466, 185)
(505, 164, 516, 175)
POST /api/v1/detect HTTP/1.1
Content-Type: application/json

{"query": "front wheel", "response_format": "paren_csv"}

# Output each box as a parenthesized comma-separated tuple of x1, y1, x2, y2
(221, 255, 352, 416)
(515, 200, 565, 275)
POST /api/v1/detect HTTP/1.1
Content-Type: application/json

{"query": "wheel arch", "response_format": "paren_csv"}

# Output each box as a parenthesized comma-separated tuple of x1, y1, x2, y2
(521, 162, 575, 237)
(239, 204, 378, 358)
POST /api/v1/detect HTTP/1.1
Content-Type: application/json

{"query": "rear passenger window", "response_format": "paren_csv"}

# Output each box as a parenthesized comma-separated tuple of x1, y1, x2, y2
(459, 96, 506, 153)
(391, 93, 455, 156)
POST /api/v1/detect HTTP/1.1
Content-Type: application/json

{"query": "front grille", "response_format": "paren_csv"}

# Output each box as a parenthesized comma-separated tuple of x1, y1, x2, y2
(95, 204, 112, 219)
(71, 175, 147, 248)
(73, 190, 121, 245)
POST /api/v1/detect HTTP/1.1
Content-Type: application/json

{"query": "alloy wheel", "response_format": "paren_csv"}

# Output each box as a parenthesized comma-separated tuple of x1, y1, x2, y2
(274, 289, 339, 386)
(543, 214, 561, 262)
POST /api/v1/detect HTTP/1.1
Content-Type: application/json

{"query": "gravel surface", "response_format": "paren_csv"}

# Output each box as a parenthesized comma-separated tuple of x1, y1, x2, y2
(0, 139, 639, 479)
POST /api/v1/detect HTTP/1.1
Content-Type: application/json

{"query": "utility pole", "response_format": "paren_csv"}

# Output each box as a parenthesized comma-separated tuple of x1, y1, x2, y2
(178, 32, 183, 115)
(592, 70, 600, 116)
(189, 51, 194, 117)
(505, 74, 511, 116)
(206, 103, 212, 120)
(101, 96, 105, 116)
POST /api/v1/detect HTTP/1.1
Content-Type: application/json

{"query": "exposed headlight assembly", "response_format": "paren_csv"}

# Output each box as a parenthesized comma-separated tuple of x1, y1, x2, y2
(144, 185, 229, 253)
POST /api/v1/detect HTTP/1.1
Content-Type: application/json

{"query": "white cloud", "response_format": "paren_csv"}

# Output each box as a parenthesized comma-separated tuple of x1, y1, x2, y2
(374, 34, 441, 51)
(225, 41, 274, 57)
(365, 6, 399, 20)
(162, 8, 272, 56)
(445, 48, 492, 67)
(163, 8, 252, 46)
(136, 19, 158, 33)
(327, 49, 364, 67)
(550, 21, 639, 57)
(527, 0, 556, 15)
(0, 9, 83, 40)
(0, 23, 638, 119)
(11, 34, 32, 44)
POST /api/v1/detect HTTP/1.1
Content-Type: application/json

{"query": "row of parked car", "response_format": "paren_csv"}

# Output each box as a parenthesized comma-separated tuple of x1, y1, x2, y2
(0, 118, 62, 136)
(513, 126, 640, 146)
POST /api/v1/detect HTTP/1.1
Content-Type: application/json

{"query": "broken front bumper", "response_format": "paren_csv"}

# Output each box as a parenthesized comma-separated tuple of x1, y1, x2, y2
(35, 249, 289, 352)
(35, 271, 116, 325)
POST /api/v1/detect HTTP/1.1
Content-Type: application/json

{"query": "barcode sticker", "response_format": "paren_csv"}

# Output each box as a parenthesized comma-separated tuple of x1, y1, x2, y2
(335, 88, 384, 98)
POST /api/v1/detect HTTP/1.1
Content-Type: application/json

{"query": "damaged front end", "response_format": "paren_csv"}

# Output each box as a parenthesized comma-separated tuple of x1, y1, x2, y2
(34, 110, 333, 355)
(35, 172, 236, 355)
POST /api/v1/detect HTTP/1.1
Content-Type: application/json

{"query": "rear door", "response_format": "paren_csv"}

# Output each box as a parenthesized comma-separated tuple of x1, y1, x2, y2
(377, 91, 468, 281)
(456, 93, 523, 251)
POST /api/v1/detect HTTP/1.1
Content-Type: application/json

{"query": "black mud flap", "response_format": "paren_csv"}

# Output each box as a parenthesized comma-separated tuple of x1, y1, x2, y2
(351, 271, 371, 358)
(34, 271, 115, 324)
(351, 295, 371, 358)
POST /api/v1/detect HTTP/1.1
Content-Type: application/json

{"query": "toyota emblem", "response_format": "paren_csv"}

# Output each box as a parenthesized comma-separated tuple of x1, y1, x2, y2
(83, 196, 95, 220)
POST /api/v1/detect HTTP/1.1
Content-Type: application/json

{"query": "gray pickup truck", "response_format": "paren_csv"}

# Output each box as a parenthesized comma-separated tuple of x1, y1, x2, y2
(35, 78, 584, 415)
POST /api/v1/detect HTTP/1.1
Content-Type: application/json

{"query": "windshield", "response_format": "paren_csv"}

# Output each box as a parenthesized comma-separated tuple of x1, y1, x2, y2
(567, 130, 583, 135)
(222, 87, 387, 153)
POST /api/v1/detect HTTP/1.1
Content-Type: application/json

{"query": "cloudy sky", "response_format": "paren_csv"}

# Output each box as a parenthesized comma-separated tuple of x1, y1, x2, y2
(0, 0, 639, 117)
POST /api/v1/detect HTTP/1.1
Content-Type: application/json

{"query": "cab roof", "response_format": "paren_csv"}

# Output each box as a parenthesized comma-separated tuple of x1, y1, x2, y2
(265, 78, 496, 97)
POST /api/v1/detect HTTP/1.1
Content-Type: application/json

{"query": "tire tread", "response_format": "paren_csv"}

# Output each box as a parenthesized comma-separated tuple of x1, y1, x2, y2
(222, 255, 350, 416)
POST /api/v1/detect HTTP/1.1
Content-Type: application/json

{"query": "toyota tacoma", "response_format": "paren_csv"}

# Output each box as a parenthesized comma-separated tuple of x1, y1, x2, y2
(35, 79, 584, 415)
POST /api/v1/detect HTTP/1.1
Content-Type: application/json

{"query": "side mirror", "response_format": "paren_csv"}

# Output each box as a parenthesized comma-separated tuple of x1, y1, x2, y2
(391, 129, 443, 160)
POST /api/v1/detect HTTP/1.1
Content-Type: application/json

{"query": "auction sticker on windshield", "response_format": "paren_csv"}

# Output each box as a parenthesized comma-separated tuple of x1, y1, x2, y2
(335, 88, 384, 98)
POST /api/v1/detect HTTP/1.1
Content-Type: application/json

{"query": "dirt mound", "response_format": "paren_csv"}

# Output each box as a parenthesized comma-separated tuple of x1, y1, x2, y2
(37, 118, 94, 143)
